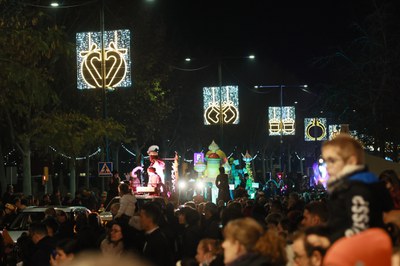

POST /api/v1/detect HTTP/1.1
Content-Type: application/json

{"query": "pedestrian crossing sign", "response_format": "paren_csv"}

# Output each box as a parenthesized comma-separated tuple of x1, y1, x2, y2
(98, 162, 113, 177)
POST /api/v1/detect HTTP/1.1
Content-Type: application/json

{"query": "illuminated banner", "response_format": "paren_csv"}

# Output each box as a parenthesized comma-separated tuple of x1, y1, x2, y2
(76, 29, 131, 89)
(328, 124, 357, 139)
(304, 118, 327, 141)
(268, 106, 295, 136)
(203, 85, 239, 125)
(194, 153, 204, 165)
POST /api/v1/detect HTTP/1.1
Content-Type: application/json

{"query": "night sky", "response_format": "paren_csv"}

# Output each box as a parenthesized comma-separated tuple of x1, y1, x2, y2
(142, 0, 373, 152)
(49, 0, 388, 153)
(161, 0, 367, 81)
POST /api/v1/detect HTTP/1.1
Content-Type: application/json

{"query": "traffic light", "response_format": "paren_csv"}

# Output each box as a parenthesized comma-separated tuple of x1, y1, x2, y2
(43, 166, 49, 183)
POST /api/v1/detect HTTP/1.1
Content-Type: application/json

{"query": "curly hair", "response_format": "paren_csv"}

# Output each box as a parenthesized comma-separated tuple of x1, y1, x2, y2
(255, 230, 287, 265)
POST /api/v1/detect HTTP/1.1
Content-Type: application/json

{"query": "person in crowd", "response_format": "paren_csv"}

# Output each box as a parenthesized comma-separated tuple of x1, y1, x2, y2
(265, 212, 283, 232)
(290, 225, 331, 266)
(55, 210, 74, 240)
(176, 206, 201, 260)
(215, 167, 230, 204)
(139, 202, 174, 266)
(74, 212, 100, 252)
(147, 167, 162, 188)
(40, 194, 52, 206)
(301, 201, 329, 228)
(43, 217, 59, 237)
(2, 185, 14, 205)
(98, 191, 108, 212)
(222, 217, 287, 266)
(220, 201, 243, 227)
(268, 199, 284, 216)
(1, 203, 17, 227)
(321, 134, 393, 243)
(106, 171, 121, 205)
(50, 190, 62, 206)
(114, 183, 137, 225)
(25, 222, 56, 266)
(14, 197, 27, 213)
(61, 253, 149, 266)
(110, 202, 121, 218)
(50, 239, 79, 266)
(201, 202, 222, 240)
(287, 192, 304, 213)
(61, 193, 73, 206)
(87, 212, 105, 248)
(379, 169, 400, 210)
(100, 221, 125, 256)
(195, 238, 224, 266)
(71, 192, 82, 206)
(44, 207, 57, 220)
(291, 229, 325, 266)
(81, 189, 98, 211)
(255, 230, 287, 266)
(129, 167, 142, 192)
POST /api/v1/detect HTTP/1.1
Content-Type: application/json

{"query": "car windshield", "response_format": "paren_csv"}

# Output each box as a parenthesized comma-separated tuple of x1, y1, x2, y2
(9, 212, 45, 230)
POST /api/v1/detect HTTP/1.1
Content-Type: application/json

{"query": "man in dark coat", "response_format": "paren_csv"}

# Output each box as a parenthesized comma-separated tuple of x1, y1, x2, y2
(140, 202, 174, 266)
(25, 222, 56, 266)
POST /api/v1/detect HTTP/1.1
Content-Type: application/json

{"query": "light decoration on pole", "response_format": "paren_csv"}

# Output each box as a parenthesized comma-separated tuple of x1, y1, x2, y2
(76, 29, 131, 89)
(328, 124, 357, 140)
(203, 85, 239, 125)
(268, 106, 295, 136)
(304, 118, 327, 141)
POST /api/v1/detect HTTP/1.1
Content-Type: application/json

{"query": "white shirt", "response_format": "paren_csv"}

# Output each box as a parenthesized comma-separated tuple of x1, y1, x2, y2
(115, 193, 137, 218)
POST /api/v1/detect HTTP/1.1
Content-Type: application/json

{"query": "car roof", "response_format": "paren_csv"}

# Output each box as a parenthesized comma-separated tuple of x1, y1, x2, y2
(21, 206, 89, 212)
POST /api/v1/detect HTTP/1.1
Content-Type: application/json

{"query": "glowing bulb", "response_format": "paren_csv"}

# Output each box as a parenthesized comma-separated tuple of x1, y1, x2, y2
(178, 181, 186, 189)
(195, 181, 204, 190)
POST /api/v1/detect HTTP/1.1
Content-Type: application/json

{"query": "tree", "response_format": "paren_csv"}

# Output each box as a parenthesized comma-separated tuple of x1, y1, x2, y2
(0, 1, 71, 194)
(315, 0, 400, 159)
(35, 113, 125, 196)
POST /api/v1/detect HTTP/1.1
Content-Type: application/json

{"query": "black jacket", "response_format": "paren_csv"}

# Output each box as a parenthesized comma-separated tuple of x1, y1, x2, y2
(25, 236, 56, 266)
(327, 169, 393, 242)
(142, 228, 174, 266)
(226, 253, 271, 266)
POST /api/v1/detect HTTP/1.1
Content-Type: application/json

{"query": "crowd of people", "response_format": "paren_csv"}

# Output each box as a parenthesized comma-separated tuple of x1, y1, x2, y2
(0, 134, 399, 266)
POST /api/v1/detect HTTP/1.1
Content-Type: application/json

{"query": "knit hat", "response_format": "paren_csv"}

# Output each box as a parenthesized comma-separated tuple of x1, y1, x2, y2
(323, 228, 392, 266)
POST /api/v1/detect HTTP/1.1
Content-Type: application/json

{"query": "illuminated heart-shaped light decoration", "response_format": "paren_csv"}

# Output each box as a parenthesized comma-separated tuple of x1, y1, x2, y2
(80, 41, 127, 88)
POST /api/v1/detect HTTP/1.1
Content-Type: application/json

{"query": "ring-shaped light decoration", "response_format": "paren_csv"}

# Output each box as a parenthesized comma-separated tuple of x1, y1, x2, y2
(304, 118, 327, 141)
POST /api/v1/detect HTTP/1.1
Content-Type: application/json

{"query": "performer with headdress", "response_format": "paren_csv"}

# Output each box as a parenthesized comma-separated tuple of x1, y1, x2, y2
(129, 166, 143, 192)
(147, 145, 166, 184)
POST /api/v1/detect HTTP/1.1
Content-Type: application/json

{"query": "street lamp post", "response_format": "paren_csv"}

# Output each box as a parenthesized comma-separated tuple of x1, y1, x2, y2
(100, 0, 109, 164)
(217, 55, 255, 149)
(218, 58, 223, 148)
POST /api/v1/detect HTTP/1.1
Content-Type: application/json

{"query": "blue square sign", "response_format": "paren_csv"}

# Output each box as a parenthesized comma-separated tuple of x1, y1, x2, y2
(98, 162, 113, 177)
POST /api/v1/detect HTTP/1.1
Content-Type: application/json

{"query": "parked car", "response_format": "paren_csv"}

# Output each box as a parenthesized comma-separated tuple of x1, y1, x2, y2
(6, 206, 90, 242)
(99, 194, 166, 222)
